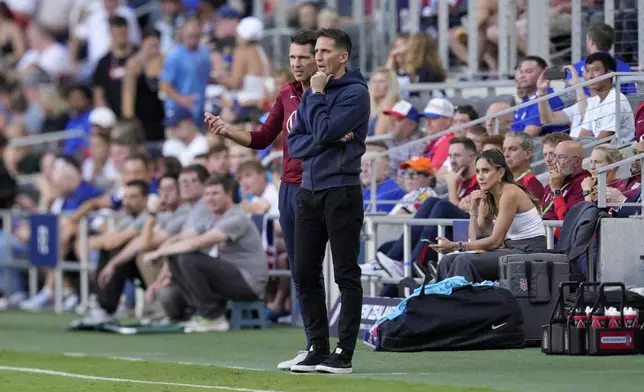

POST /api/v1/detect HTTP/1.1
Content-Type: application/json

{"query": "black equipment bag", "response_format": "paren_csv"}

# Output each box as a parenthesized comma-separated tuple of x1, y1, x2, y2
(498, 253, 572, 345)
(376, 282, 525, 352)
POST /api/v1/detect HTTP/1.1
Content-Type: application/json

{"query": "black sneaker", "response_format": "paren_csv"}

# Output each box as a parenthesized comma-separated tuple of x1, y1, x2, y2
(315, 347, 353, 374)
(290, 345, 329, 373)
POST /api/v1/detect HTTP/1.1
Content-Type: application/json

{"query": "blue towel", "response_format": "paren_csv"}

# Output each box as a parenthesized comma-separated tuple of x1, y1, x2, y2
(378, 276, 496, 323)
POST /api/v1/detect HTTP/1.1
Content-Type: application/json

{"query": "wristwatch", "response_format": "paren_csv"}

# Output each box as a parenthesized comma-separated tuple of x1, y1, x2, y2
(457, 241, 464, 252)
(582, 190, 592, 197)
(553, 189, 563, 197)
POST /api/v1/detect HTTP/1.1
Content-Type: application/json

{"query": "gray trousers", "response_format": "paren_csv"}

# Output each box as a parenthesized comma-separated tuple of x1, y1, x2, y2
(437, 236, 547, 283)
(168, 252, 258, 320)
(158, 285, 190, 322)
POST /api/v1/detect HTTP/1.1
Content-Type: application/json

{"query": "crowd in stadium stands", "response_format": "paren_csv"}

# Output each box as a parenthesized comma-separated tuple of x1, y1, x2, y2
(0, 0, 643, 333)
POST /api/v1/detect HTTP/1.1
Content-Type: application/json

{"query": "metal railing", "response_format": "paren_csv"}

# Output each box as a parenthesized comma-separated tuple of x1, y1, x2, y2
(9, 129, 85, 149)
(362, 214, 569, 296)
(596, 151, 644, 213)
(368, 72, 644, 213)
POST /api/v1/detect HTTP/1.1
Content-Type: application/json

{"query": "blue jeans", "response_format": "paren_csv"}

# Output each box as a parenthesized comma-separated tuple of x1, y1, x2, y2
(278, 182, 312, 349)
(0, 231, 29, 294)
(380, 198, 469, 263)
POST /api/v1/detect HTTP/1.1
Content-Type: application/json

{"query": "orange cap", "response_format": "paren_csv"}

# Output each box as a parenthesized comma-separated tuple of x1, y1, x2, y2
(399, 156, 434, 175)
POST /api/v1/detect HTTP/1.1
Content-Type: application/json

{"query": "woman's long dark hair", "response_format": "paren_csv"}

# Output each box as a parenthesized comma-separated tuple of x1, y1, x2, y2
(476, 148, 539, 226)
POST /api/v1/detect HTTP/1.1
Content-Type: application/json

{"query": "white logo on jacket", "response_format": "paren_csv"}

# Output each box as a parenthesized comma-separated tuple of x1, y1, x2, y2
(286, 111, 297, 134)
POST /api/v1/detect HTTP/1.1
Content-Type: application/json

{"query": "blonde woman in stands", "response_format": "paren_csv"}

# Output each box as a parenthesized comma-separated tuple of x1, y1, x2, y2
(389, 32, 446, 98)
(384, 32, 409, 80)
(431, 149, 546, 282)
(368, 67, 401, 136)
(582, 145, 638, 204)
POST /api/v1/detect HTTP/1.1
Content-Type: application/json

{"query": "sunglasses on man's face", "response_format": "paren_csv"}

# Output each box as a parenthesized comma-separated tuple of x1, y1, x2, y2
(404, 171, 430, 178)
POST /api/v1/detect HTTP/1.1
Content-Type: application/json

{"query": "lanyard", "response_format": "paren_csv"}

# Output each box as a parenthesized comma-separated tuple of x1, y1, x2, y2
(515, 169, 532, 182)
(541, 182, 570, 216)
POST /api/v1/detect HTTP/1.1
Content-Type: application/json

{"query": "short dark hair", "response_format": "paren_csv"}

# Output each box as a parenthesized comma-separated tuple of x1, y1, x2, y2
(450, 136, 477, 153)
(66, 83, 92, 101)
(236, 160, 265, 177)
(291, 29, 319, 54)
(207, 144, 229, 157)
(587, 22, 615, 52)
(109, 15, 128, 28)
(585, 52, 617, 74)
(125, 180, 149, 196)
(57, 154, 82, 173)
(125, 153, 149, 168)
(162, 156, 183, 177)
(481, 135, 505, 149)
(205, 174, 236, 194)
(318, 28, 352, 58)
(142, 26, 161, 40)
(519, 55, 547, 71)
(455, 105, 479, 122)
(542, 132, 572, 148)
(159, 173, 179, 187)
(181, 164, 210, 183)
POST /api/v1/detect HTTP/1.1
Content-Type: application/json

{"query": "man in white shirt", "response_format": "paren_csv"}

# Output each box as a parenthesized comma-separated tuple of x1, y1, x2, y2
(236, 160, 279, 216)
(579, 52, 635, 143)
(162, 107, 209, 166)
(69, 0, 141, 71)
(17, 23, 70, 78)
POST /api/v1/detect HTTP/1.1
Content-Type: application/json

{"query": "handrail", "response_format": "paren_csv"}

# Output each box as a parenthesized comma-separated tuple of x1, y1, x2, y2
(367, 72, 644, 212)
(400, 79, 515, 92)
(596, 151, 644, 213)
(530, 135, 616, 169)
(9, 129, 86, 148)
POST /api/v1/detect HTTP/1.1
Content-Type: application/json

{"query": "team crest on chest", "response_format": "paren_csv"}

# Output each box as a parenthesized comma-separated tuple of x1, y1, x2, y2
(286, 111, 297, 133)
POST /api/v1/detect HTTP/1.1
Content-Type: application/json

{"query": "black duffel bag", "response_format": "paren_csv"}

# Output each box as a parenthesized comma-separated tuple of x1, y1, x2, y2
(375, 283, 525, 352)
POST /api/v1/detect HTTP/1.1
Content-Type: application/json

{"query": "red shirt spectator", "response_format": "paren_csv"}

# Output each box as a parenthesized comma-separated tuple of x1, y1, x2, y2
(635, 103, 644, 143)
(541, 170, 591, 220)
(421, 98, 455, 169)
(518, 170, 545, 201)
(456, 174, 478, 200)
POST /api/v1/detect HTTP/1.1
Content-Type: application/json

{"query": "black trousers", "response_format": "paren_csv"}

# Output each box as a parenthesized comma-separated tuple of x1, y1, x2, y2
(95, 249, 143, 314)
(167, 252, 258, 320)
(436, 236, 548, 283)
(294, 185, 364, 352)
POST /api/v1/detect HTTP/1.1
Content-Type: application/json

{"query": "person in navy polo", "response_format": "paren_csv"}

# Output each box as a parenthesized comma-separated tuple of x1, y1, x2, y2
(568, 22, 636, 96)
(512, 56, 568, 137)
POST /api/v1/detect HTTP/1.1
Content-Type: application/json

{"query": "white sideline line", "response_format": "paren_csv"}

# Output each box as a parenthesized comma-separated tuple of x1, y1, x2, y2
(0, 366, 283, 392)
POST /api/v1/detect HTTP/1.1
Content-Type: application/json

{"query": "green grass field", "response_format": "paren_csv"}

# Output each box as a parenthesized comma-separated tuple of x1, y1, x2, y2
(0, 311, 642, 391)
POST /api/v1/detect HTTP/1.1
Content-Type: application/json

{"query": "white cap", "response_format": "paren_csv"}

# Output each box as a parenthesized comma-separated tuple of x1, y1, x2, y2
(422, 98, 455, 118)
(89, 107, 117, 129)
(236, 17, 264, 41)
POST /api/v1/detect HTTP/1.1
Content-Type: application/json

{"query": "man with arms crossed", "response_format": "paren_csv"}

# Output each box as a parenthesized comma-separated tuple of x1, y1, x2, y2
(287, 28, 370, 374)
(204, 29, 319, 369)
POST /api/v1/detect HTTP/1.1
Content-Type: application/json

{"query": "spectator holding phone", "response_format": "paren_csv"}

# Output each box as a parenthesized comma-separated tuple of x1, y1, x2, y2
(537, 65, 587, 138)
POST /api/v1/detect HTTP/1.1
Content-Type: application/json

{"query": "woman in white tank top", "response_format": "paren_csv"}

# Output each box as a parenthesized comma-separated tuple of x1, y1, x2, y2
(430, 149, 547, 283)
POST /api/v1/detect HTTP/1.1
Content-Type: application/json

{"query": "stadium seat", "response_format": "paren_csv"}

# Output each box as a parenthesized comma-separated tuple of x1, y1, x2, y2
(229, 300, 268, 330)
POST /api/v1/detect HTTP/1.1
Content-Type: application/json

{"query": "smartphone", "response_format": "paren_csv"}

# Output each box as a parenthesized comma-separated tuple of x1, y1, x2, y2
(544, 67, 569, 80)
(421, 239, 437, 245)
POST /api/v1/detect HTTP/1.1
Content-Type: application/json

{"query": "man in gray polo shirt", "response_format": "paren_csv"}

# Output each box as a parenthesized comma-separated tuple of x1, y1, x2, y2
(143, 175, 267, 332)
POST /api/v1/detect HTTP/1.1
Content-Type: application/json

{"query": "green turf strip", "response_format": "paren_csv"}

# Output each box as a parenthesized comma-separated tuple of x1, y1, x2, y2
(0, 351, 495, 392)
(1, 311, 644, 391)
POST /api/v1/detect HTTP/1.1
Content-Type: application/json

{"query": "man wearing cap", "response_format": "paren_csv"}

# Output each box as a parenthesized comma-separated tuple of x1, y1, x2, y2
(162, 106, 209, 166)
(392, 156, 437, 215)
(205, 29, 320, 370)
(421, 97, 455, 170)
(382, 100, 425, 173)
(209, 5, 241, 73)
(89, 107, 117, 134)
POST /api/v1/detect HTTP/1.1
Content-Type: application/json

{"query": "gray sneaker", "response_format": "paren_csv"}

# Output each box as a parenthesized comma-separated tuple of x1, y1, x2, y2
(183, 315, 230, 333)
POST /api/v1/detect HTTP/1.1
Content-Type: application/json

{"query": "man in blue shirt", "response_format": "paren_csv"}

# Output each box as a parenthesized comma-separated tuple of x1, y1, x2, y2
(160, 18, 211, 126)
(63, 85, 93, 156)
(568, 22, 636, 96)
(511, 56, 568, 137)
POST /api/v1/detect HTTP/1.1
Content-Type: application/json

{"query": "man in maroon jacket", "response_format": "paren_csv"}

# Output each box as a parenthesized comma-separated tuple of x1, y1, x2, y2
(205, 29, 319, 370)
